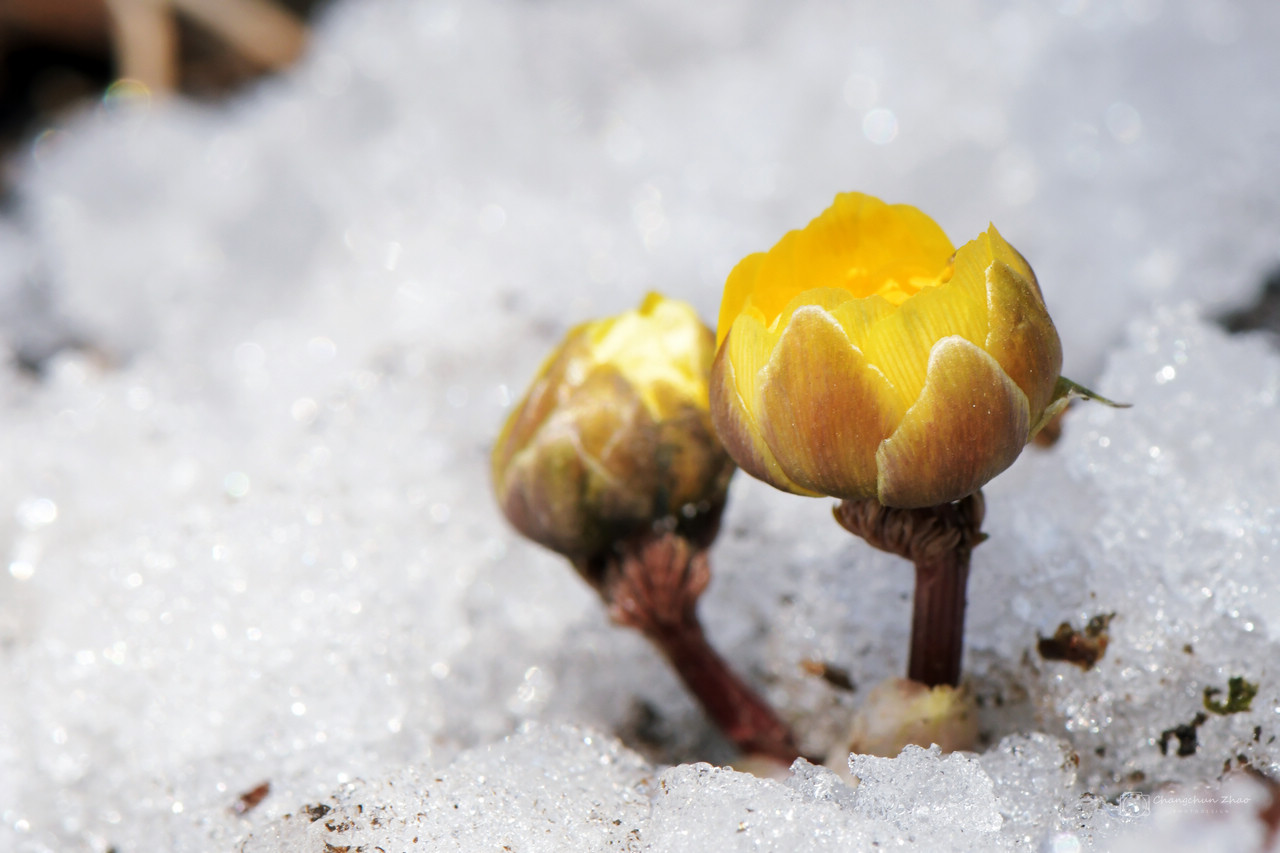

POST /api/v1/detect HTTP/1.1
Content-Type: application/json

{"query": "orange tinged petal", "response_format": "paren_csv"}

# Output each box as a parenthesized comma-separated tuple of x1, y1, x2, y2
(491, 329, 590, 484)
(756, 306, 903, 500)
(876, 336, 1030, 508)
(983, 224, 1044, 304)
(984, 258, 1062, 420)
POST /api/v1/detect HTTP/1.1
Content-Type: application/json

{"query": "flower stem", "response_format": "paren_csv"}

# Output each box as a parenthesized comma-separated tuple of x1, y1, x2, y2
(649, 612, 802, 763)
(907, 551, 971, 687)
(834, 492, 985, 688)
(579, 530, 802, 765)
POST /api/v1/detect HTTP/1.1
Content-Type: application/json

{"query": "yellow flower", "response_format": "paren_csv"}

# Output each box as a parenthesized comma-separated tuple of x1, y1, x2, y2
(711, 192, 1068, 508)
(493, 293, 734, 560)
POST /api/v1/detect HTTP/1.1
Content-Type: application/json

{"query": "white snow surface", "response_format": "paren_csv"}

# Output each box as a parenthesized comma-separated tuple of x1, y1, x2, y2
(3, 1, 1280, 850)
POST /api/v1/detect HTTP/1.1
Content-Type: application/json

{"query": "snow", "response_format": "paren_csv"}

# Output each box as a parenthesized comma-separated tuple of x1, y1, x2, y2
(3, 0, 1280, 850)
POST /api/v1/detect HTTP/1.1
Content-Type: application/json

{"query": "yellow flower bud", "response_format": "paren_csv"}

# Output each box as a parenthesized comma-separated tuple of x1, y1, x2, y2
(493, 293, 735, 561)
(711, 192, 1069, 508)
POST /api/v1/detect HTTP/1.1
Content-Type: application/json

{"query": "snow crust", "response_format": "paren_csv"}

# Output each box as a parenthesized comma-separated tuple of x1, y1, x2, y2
(3, 1, 1280, 850)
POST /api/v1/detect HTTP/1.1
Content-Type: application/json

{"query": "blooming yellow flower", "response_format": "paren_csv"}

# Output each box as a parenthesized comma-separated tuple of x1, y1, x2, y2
(711, 192, 1068, 508)
(493, 293, 734, 560)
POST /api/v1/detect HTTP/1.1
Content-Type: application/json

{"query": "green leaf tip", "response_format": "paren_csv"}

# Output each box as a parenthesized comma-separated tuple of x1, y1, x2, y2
(1054, 376, 1131, 409)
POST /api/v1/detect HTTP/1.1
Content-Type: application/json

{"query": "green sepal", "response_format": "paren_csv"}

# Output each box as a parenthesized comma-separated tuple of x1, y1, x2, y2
(1053, 376, 1131, 408)
(1029, 376, 1130, 438)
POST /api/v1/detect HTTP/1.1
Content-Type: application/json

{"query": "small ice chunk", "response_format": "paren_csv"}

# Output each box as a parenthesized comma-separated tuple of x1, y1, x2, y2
(978, 733, 1080, 842)
(847, 744, 1003, 835)
(646, 750, 1004, 851)
(648, 760, 870, 852)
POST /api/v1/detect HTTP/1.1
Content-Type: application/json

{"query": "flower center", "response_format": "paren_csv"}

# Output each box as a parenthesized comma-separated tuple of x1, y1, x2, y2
(845, 257, 954, 307)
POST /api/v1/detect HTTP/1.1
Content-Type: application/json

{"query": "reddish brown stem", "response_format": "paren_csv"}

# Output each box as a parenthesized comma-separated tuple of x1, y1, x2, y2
(647, 615, 801, 764)
(907, 553, 971, 687)
(835, 492, 985, 689)
(582, 530, 802, 765)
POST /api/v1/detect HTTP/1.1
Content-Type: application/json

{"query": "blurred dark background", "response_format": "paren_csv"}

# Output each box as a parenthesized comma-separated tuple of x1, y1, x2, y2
(0, 0, 324, 162)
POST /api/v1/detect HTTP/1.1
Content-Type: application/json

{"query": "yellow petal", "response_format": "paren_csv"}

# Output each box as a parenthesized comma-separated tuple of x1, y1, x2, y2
(830, 292, 896, 350)
(984, 259, 1063, 420)
(571, 369, 656, 503)
(720, 193, 957, 345)
(861, 276, 990, 409)
(718, 252, 766, 347)
(876, 336, 1030, 508)
(588, 293, 713, 421)
(498, 432, 591, 554)
(724, 311, 770, 422)
(756, 306, 903, 500)
(803, 194, 954, 302)
(710, 322, 815, 496)
(744, 226, 826, 331)
(492, 328, 591, 485)
(769, 287, 856, 334)
(984, 224, 1043, 303)
(945, 230, 999, 307)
